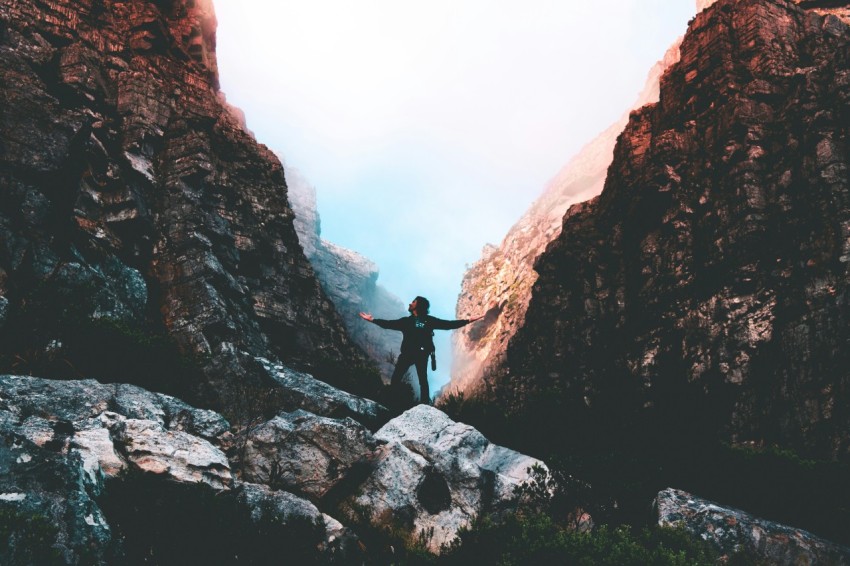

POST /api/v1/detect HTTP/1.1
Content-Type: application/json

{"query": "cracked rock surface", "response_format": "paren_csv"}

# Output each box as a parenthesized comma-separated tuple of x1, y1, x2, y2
(656, 488, 850, 564)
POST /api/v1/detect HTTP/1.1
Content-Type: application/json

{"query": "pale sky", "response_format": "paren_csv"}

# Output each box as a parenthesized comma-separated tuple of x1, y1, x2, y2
(214, 1, 697, 394)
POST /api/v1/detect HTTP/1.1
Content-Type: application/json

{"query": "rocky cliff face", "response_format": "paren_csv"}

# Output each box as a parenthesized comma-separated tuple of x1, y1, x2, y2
(485, 0, 850, 461)
(286, 167, 406, 380)
(0, 0, 373, 410)
(450, 38, 683, 397)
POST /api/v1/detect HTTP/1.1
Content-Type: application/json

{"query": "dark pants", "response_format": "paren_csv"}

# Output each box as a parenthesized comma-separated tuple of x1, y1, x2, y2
(390, 350, 431, 404)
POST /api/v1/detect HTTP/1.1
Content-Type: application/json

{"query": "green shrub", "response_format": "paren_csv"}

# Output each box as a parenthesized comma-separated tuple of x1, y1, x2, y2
(0, 506, 64, 566)
(437, 514, 719, 566)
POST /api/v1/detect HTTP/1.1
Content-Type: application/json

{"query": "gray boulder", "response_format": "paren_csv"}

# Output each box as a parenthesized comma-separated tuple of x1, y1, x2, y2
(256, 356, 389, 428)
(234, 482, 361, 561)
(0, 375, 231, 562)
(655, 487, 850, 565)
(0, 375, 357, 563)
(340, 405, 546, 553)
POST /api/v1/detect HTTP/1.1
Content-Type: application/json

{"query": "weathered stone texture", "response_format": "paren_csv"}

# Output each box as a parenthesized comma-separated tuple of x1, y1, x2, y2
(0, 374, 361, 563)
(0, 0, 370, 411)
(0, 375, 543, 561)
(287, 168, 406, 380)
(239, 409, 379, 499)
(340, 405, 546, 553)
(487, 0, 850, 460)
(655, 488, 850, 563)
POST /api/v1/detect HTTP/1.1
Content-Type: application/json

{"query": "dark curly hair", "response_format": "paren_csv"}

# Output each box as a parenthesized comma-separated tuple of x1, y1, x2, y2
(414, 296, 430, 314)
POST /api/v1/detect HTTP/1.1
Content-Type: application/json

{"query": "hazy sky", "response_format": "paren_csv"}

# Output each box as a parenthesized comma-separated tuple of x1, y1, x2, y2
(214, 1, 697, 394)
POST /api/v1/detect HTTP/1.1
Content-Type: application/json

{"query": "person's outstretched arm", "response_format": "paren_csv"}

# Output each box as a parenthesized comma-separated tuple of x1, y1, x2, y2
(430, 314, 485, 330)
(359, 312, 406, 330)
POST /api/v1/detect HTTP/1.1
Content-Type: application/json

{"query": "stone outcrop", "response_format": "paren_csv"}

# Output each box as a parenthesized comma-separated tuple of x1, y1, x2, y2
(239, 409, 379, 499)
(0, 375, 355, 562)
(0, 375, 543, 562)
(485, 0, 850, 460)
(0, 0, 373, 413)
(287, 167, 406, 380)
(256, 356, 389, 427)
(655, 488, 850, 564)
(339, 405, 546, 553)
(450, 34, 683, 398)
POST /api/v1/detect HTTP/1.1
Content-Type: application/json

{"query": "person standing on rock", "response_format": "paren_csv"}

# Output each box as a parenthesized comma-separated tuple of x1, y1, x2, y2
(359, 296, 484, 405)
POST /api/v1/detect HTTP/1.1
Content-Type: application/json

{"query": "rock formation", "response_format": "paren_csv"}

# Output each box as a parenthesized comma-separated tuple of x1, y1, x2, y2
(450, 34, 683, 398)
(0, 374, 358, 563)
(287, 167, 406, 380)
(483, 0, 850, 461)
(338, 405, 544, 553)
(0, 0, 375, 413)
(655, 488, 850, 563)
(0, 374, 542, 562)
(701, 0, 850, 24)
(0, 0, 549, 563)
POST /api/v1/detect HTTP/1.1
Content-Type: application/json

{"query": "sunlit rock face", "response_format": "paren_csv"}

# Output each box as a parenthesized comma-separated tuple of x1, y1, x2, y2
(700, 0, 850, 23)
(449, 36, 682, 398)
(287, 168, 406, 380)
(484, 0, 850, 460)
(0, 0, 371, 409)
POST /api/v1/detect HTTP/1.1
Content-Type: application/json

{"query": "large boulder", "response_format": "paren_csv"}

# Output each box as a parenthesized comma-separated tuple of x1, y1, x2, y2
(239, 409, 379, 499)
(655, 488, 850, 564)
(339, 405, 545, 553)
(0, 373, 550, 561)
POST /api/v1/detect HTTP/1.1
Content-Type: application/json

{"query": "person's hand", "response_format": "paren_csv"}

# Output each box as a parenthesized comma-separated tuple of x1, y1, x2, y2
(468, 314, 485, 323)
(359, 312, 374, 322)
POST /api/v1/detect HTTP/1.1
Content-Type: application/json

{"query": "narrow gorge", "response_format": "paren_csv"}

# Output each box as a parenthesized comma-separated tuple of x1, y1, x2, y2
(1, 0, 849, 563)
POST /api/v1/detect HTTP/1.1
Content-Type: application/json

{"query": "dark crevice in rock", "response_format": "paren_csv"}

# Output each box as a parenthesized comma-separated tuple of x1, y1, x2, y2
(416, 467, 452, 515)
(97, 473, 327, 566)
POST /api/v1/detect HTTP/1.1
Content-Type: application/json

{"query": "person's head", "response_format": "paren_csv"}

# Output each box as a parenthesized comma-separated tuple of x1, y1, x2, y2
(409, 296, 430, 315)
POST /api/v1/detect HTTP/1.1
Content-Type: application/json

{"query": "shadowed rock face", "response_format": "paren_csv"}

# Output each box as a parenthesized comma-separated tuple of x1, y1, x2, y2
(701, 0, 850, 23)
(0, 0, 371, 409)
(484, 0, 850, 461)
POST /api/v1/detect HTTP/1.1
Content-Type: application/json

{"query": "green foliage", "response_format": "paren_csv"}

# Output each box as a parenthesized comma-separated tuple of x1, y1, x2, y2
(0, 506, 64, 566)
(437, 514, 718, 566)
(512, 463, 597, 529)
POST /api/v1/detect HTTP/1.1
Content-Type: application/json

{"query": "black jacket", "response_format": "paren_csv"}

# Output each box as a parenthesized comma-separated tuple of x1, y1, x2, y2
(372, 315, 469, 355)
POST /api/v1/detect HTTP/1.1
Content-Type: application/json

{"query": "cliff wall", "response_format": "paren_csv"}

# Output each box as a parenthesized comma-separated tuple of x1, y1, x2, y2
(0, 0, 373, 410)
(486, 0, 850, 461)
(286, 167, 405, 380)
